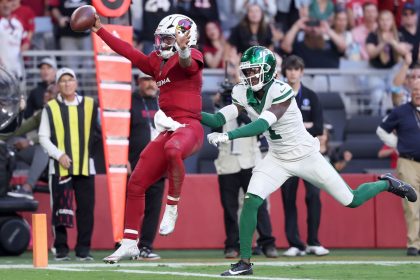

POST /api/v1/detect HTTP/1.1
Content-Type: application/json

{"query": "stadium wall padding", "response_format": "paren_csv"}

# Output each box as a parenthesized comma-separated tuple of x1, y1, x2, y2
(21, 174, 406, 250)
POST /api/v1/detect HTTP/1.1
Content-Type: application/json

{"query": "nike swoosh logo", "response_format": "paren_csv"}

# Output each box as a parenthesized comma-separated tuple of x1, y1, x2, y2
(228, 269, 248, 275)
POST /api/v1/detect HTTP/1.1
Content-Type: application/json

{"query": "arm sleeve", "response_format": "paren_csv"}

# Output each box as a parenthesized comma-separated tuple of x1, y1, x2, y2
(38, 108, 64, 160)
(201, 112, 226, 128)
(376, 126, 398, 148)
(96, 27, 154, 76)
(307, 93, 324, 137)
(227, 118, 270, 140)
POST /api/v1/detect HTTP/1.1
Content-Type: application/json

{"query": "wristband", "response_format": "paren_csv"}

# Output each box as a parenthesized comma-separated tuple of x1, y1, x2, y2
(178, 47, 191, 59)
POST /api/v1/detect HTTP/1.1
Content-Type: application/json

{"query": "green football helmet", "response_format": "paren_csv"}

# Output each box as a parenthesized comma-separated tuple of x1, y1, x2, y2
(239, 46, 276, 91)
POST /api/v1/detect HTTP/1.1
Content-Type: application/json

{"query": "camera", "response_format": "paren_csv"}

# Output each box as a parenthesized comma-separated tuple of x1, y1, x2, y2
(306, 19, 320, 27)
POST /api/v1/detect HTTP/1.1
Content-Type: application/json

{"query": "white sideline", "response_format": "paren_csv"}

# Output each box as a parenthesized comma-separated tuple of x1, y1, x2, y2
(1, 260, 420, 270)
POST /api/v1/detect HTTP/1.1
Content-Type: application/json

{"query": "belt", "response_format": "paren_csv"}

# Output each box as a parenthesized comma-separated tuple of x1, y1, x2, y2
(400, 154, 420, 163)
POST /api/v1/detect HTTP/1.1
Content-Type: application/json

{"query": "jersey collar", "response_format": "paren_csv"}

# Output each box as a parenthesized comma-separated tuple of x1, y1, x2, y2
(246, 80, 274, 114)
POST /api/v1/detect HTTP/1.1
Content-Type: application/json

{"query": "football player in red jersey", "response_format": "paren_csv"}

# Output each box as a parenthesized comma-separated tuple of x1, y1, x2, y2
(92, 14, 204, 263)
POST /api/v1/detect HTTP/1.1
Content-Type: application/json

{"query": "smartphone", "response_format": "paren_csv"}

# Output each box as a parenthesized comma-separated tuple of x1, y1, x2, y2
(306, 19, 320, 27)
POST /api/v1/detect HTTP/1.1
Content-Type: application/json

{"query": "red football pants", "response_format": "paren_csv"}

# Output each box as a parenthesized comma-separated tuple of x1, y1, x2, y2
(123, 118, 203, 239)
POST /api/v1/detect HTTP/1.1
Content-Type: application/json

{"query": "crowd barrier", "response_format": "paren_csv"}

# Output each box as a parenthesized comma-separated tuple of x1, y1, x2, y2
(21, 174, 406, 250)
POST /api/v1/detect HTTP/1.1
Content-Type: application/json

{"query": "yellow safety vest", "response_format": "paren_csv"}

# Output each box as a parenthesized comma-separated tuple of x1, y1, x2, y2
(46, 97, 95, 176)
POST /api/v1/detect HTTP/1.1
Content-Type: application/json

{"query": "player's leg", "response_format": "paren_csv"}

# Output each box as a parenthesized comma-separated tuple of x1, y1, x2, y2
(104, 136, 169, 263)
(222, 153, 291, 276)
(159, 122, 203, 235)
(295, 153, 417, 208)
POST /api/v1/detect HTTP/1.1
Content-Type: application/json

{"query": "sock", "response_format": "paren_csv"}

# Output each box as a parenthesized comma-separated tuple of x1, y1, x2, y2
(347, 180, 388, 208)
(239, 193, 264, 259)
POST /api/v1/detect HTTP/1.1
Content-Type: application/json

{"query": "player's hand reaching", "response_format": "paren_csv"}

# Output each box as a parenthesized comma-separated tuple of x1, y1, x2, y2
(176, 30, 191, 50)
(207, 132, 230, 147)
(91, 14, 102, 33)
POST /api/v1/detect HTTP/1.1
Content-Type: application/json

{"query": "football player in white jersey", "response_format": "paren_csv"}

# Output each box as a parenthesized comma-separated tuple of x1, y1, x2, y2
(201, 46, 417, 276)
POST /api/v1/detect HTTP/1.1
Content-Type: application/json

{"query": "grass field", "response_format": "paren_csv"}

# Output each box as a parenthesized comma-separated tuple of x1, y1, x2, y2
(1, 249, 420, 280)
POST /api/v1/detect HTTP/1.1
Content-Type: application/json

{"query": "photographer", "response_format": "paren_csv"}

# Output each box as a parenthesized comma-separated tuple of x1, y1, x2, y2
(281, 16, 346, 68)
(213, 79, 277, 259)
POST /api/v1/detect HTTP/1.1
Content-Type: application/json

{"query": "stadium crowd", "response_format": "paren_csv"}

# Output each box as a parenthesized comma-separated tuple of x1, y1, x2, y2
(1, 0, 420, 261)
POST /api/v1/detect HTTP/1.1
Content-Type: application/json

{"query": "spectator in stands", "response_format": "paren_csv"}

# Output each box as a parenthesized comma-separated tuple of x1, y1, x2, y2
(0, 0, 26, 79)
(226, 3, 273, 56)
(275, 0, 310, 33)
(21, 0, 47, 16)
(211, 93, 278, 259)
(24, 57, 57, 119)
(366, 10, 407, 69)
(377, 79, 420, 256)
(366, 10, 409, 115)
(39, 67, 98, 261)
(202, 21, 225, 69)
(49, 0, 93, 70)
(399, 2, 420, 67)
(333, 6, 358, 60)
(280, 55, 328, 257)
(137, 0, 175, 55)
(378, 0, 407, 27)
(6, 83, 57, 200)
(11, 0, 34, 50)
(128, 72, 164, 260)
(351, 2, 378, 61)
(391, 53, 418, 107)
(319, 125, 352, 172)
(281, 16, 346, 68)
(378, 144, 398, 169)
(178, 0, 220, 45)
(235, 0, 277, 22)
(309, 0, 334, 21)
(345, 0, 378, 28)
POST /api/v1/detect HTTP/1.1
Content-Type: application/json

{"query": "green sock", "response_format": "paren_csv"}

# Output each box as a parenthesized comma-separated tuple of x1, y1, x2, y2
(239, 193, 264, 259)
(347, 180, 388, 208)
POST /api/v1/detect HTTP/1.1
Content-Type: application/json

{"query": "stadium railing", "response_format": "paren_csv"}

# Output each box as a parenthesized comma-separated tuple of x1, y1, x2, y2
(22, 50, 392, 116)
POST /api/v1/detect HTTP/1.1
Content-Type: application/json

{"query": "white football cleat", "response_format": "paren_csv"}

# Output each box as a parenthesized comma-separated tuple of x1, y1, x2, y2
(282, 247, 306, 257)
(103, 239, 139, 264)
(306, 245, 330, 256)
(159, 204, 178, 236)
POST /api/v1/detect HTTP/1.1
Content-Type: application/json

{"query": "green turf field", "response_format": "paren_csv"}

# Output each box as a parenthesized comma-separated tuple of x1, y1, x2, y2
(1, 249, 420, 279)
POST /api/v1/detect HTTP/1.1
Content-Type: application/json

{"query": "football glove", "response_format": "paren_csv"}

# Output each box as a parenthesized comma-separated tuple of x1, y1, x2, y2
(207, 132, 230, 147)
(154, 109, 186, 132)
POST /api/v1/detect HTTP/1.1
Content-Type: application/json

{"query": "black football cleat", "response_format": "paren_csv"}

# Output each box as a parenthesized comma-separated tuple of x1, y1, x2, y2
(379, 173, 417, 202)
(221, 260, 253, 276)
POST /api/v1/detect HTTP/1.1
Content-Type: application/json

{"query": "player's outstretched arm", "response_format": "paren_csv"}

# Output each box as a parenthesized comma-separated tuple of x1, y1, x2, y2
(207, 99, 291, 146)
(201, 104, 242, 128)
(91, 14, 150, 72)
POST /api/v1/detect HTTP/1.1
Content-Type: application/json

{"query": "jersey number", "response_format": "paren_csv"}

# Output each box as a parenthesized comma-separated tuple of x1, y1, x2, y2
(268, 128, 282, 140)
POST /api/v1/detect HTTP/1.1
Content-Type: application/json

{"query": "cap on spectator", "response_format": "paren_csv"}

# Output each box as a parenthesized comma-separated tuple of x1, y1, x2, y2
(37, 57, 57, 69)
(138, 71, 153, 79)
(402, 2, 416, 13)
(56, 67, 76, 83)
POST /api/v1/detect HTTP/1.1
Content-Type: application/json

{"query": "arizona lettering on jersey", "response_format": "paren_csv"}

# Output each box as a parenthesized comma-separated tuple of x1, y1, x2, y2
(231, 79, 320, 161)
(156, 77, 171, 87)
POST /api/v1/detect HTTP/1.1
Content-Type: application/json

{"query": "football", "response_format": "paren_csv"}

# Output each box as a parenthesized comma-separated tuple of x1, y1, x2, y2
(70, 5, 96, 32)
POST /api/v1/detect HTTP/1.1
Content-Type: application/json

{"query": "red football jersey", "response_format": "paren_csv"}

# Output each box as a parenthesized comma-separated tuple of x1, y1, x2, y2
(146, 49, 204, 121)
(96, 27, 204, 121)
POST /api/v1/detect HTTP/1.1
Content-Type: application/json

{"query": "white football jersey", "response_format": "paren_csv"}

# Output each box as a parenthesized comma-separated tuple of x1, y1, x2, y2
(231, 79, 320, 161)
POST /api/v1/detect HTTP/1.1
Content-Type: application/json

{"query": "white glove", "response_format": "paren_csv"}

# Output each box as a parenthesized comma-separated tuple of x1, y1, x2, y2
(154, 109, 186, 132)
(207, 132, 230, 147)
